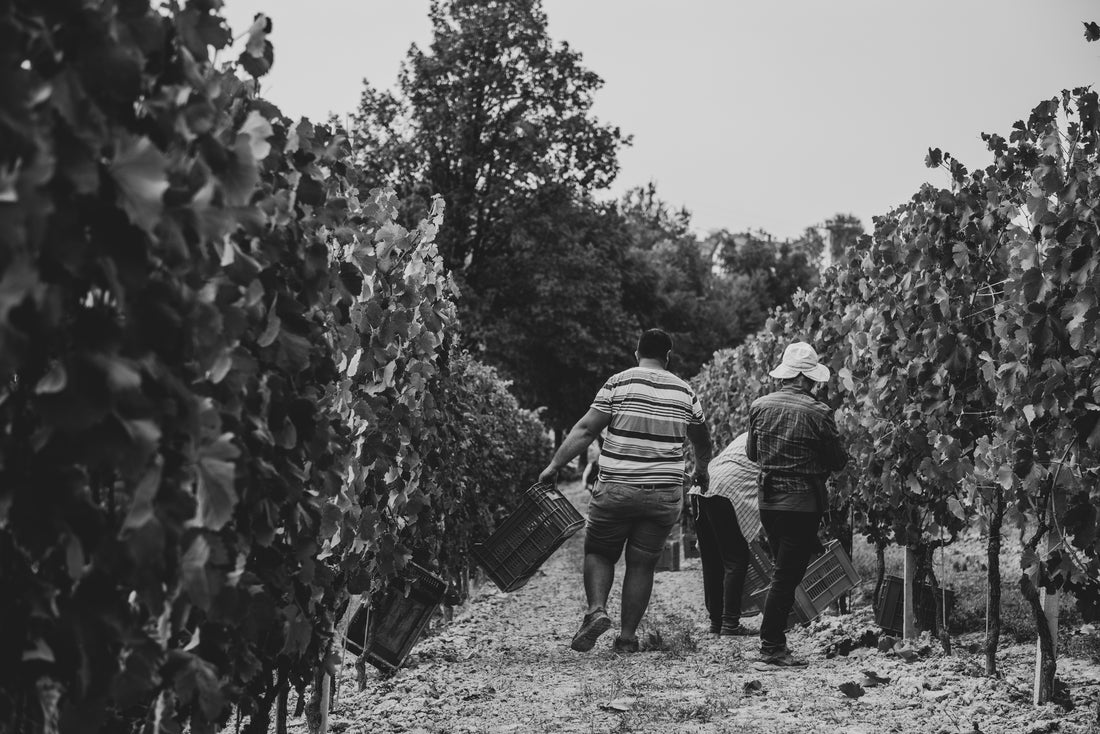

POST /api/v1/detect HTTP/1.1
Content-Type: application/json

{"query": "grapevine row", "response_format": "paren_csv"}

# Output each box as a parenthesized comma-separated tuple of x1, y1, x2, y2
(0, 3, 544, 732)
(694, 82, 1100, 701)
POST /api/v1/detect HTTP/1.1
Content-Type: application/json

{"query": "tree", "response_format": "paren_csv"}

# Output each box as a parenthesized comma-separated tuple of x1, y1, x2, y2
(618, 182, 692, 250)
(824, 213, 865, 265)
(461, 185, 637, 442)
(716, 229, 821, 315)
(615, 189, 797, 378)
(352, 0, 628, 273)
(630, 238, 763, 376)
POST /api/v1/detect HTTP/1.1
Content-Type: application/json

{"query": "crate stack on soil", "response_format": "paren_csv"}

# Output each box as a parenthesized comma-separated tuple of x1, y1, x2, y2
(874, 574, 956, 634)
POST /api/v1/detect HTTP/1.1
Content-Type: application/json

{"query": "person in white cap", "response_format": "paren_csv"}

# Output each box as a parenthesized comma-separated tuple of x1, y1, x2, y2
(746, 341, 847, 669)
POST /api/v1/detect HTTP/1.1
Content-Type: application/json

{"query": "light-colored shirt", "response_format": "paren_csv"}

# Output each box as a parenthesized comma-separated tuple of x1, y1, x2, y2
(688, 433, 762, 541)
(592, 366, 705, 486)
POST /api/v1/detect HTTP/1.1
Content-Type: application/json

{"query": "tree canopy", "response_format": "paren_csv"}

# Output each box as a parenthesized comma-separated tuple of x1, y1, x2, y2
(461, 185, 636, 435)
(352, 0, 628, 273)
(351, 0, 856, 435)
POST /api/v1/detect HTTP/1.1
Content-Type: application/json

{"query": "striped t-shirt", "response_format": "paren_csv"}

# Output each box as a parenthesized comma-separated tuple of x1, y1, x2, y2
(687, 432, 762, 542)
(592, 366, 706, 486)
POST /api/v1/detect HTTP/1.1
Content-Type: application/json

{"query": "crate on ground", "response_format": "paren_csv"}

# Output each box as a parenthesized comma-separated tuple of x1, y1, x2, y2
(681, 506, 701, 559)
(472, 482, 585, 592)
(682, 529, 700, 559)
(346, 562, 446, 673)
(750, 540, 861, 629)
(656, 539, 681, 572)
(874, 574, 956, 635)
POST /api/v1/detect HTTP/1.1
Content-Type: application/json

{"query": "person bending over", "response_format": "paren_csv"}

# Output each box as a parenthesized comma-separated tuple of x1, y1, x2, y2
(688, 431, 761, 636)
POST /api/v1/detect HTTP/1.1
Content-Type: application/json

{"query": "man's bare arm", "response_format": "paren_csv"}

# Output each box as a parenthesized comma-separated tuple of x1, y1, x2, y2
(538, 408, 613, 484)
(686, 421, 713, 491)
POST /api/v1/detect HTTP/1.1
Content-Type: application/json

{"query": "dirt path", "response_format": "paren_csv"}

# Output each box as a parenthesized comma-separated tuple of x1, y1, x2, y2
(308, 482, 1100, 734)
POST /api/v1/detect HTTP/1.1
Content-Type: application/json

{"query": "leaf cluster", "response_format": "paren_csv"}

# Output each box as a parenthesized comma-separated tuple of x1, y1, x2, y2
(0, 2, 541, 732)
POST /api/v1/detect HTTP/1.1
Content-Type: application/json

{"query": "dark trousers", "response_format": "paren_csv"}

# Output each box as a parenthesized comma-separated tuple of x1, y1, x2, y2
(695, 495, 749, 628)
(759, 509, 822, 653)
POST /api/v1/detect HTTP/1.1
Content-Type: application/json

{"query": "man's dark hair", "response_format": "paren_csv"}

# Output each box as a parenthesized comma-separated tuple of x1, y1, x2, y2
(637, 329, 673, 360)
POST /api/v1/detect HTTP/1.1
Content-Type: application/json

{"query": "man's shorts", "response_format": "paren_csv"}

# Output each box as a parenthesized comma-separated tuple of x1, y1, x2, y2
(584, 480, 682, 562)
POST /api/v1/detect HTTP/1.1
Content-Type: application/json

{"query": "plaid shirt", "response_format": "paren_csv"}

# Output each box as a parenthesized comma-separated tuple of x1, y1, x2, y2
(688, 432, 761, 541)
(746, 384, 847, 511)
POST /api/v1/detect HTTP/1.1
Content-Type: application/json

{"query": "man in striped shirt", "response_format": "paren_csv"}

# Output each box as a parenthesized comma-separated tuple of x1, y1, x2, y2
(539, 329, 712, 653)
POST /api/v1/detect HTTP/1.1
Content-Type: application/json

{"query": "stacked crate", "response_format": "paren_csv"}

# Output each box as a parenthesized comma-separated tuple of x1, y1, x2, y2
(874, 575, 955, 634)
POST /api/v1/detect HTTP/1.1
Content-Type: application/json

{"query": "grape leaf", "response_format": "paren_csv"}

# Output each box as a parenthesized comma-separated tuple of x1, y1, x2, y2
(124, 460, 163, 529)
(195, 434, 240, 530)
(181, 534, 212, 609)
(109, 135, 169, 233)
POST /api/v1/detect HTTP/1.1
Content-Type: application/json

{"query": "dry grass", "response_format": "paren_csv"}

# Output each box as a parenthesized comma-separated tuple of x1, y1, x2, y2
(640, 616, 699, 657)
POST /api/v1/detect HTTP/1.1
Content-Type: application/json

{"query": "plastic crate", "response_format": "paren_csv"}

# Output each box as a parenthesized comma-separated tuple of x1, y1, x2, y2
(656, 540, 681, 572)
(874, 574, 955, 635)
(359, 562, 446, 673)
(739, 538, 773, 613)
(800, 541, 861, 612)
(472, 483, 585, 592)
(750, 540, 861, 629)
(750, 586, 804, 630)
(344, 601, 369, 656)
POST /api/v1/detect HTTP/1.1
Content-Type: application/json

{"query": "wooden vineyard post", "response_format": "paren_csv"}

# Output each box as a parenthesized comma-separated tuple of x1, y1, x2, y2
(306, 646, 335, 734)
(317, 673, 330, 734)
(1033, 510, 1061, 705)
(903, 546, 918, 639)
(275, 686, 289, 734)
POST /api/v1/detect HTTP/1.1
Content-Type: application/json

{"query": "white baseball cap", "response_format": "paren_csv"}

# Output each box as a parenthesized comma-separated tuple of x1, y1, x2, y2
(768, 342, 830, 383)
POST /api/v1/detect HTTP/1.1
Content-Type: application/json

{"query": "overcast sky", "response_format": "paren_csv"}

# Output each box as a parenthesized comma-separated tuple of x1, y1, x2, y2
(221, 1, 1098, 240)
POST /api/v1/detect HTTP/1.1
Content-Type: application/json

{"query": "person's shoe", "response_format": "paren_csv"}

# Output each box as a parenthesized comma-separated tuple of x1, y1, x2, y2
(708, 622, 722, 635)
(570, 608, 611, 652)
(611, 635, 640, 653)
(752, 649, 808, 669)
(718, 623, 755, 637)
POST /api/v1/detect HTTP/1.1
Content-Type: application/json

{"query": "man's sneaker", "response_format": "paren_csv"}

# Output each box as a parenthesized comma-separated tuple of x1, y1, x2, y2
(611, 635, 640, 653)
(570, 608, 611, 652)
(708, 622, 722, 635)
(719, 623, 755, 637)
(752, 649, 808, 669)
